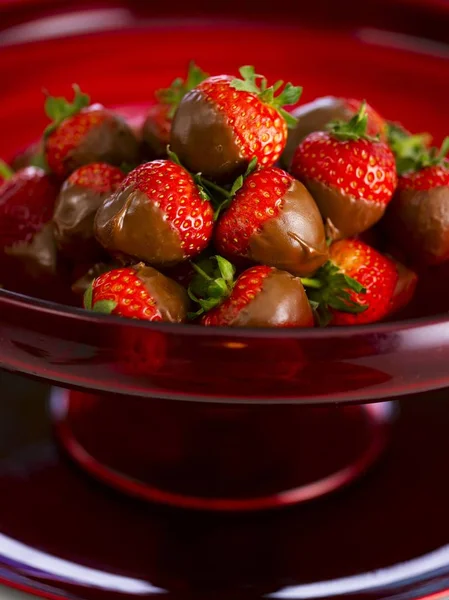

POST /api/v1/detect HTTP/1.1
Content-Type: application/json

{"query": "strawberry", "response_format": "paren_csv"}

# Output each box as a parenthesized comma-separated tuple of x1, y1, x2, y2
(170, 65, 302, 183)
(0, 166, 60, 284)
(304, 239, 405, 326)
(213, 165, 328, 276)
(383, 137, 449, 265)
(142, 62, 209, 160)
(188, 256, 314, 327)
(291, 101, 397, 239)
(283, 96, 387, 168)
(94, 158, 214, 267)
(84, 263, 189, 322)
(42, 85, 139, 178)
(53, 162, 125, 261)
(389, 259, 418, 316)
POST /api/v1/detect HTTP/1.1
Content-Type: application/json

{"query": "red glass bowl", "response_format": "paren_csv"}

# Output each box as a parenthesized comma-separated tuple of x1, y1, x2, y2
(0, 0, 449, 511)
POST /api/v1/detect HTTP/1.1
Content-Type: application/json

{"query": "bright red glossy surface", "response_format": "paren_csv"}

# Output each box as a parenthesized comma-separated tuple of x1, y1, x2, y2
(51, 390, 392, 510)
(0, 371, 448, 600)
(0, 1, 448, 404)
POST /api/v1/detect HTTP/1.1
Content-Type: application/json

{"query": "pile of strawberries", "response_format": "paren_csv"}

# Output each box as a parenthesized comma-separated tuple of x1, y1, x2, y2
(1, 62, 448, 328)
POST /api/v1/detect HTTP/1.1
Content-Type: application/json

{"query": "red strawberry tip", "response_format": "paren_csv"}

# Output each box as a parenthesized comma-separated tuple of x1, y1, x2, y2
(188, 255, 236, 319)
(156, 61, 209, 119)
(0, 159, 14, 181)
(301, 261, 367, 327)
(229, 65, 302, 128)
(43, 83, 90, 138)
(328, 99, 378, 142)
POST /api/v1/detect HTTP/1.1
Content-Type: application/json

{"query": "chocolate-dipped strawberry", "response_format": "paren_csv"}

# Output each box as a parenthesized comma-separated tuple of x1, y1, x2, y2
(291, 102, 397, 239)
(84, 263, 189, 323)
(214, 165, 328, 276)
(53, 163, 125, 261)
(303, 239, 415, 326)
(142, 62, 208, 160)
(41, 85, 139, 178)
(282, 96, 386, 169)
(0, 166, 60, 286)
(170, 65, 302, 183)
(189, 256, 314, 327)
(94, 159, 214, 267)
(383, 137, 449, 265)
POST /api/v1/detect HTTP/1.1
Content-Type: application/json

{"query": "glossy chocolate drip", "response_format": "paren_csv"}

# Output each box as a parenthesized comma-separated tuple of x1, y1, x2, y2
(94, 185, 184, 267)
(66, 114, 140, 174)
(170, 88, 246, 183)
(231, 269, 314, 327)
(282, 97, 350, 168)
(248, 179, 328, 276)
(53, 183, 108, 261)
(135, 263, 189, 323)
(303, 177, 386, 239)
(4, 221, 58, 279)
(384, 186, 449, 265)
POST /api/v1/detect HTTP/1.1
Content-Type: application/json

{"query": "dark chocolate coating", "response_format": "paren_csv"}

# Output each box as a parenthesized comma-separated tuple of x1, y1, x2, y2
(53, 183, 109, 261)
(4, 221, 58, 280)
(94, 185, 184, 267)
(170, 88, 246, 183)
(303, 177, 386, 239)
(282, 97, 351, 169)
(135, 264, 189, 323)
(231, 269, 314, 327)
(247, 179, 328, 276)
(384, 185, 449, 265)
(66, 114, 140, 174)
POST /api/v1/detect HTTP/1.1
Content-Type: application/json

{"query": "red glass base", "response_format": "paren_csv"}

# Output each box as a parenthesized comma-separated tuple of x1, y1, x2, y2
(50, 390, 396, 511)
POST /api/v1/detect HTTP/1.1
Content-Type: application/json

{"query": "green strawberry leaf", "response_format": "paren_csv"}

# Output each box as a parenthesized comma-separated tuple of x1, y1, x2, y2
(230, 65, 302, 129)
(92, 299, 118, 314)
(0, 159, 14, 181)
(301, 260, 367, 327)
(229, 157, 258, 197)
(43, 84, 90, 138)
(83, 284, 93, 311)
(215, 255, 235, 284)
(328, 100, 379, 142)
(156, 61, 209, 119)
(188, 255, 236, 319)
(386, 121, 432, 175)
(166, 145, 183, 166)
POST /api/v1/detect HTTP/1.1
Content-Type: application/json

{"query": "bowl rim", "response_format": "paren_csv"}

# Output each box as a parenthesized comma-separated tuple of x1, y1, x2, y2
(1, 286, 447, 339)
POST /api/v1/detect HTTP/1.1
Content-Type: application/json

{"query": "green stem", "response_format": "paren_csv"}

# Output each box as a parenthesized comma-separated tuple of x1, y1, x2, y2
(191, 262, 213, 281)
(201, 179, 231, 199)
(300, 277, 322, 289)
(0, 160, 14, 181)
